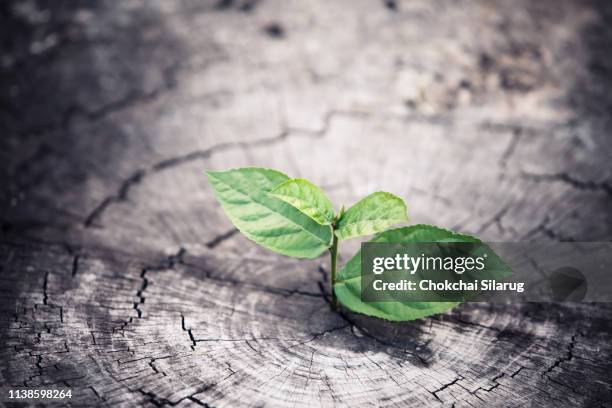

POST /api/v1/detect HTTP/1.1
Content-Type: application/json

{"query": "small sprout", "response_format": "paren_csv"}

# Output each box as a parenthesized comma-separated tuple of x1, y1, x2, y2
(206, 167, 497, 321)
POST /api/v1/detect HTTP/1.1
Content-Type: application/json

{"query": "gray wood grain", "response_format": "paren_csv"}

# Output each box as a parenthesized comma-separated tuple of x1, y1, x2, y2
(1, 0, 611, 406)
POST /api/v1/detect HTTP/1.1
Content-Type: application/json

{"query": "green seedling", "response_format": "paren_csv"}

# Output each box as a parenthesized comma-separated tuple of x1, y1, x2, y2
(206, 167, 502, 321)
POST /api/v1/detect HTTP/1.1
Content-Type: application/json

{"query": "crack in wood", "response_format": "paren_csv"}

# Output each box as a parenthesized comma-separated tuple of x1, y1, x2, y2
(431, 375, 463, 402)
(82, 110, 366, 228)
(205, 228, 239, 249)
(521, 171, 612, 198)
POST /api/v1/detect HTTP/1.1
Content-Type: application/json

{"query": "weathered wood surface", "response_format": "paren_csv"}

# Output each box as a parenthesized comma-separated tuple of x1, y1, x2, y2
(1, 0, 612, 406)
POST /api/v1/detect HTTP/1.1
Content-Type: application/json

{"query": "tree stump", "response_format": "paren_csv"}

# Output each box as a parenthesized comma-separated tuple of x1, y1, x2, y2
(1, 0, 611, 406)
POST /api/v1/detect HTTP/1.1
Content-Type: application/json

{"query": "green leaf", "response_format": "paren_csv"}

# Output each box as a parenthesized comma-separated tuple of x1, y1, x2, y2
(334, 224, 509, 321)
(206, 167, 332, 258)
(335, 192, 408, 241)
(269, 178, 335, 225)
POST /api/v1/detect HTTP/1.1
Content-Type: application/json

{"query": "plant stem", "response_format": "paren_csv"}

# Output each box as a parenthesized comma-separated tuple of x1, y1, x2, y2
(329, 233, 339, 310)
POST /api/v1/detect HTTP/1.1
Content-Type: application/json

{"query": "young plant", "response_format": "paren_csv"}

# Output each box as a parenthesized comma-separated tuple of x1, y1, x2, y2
(206, 167, 502, 321)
